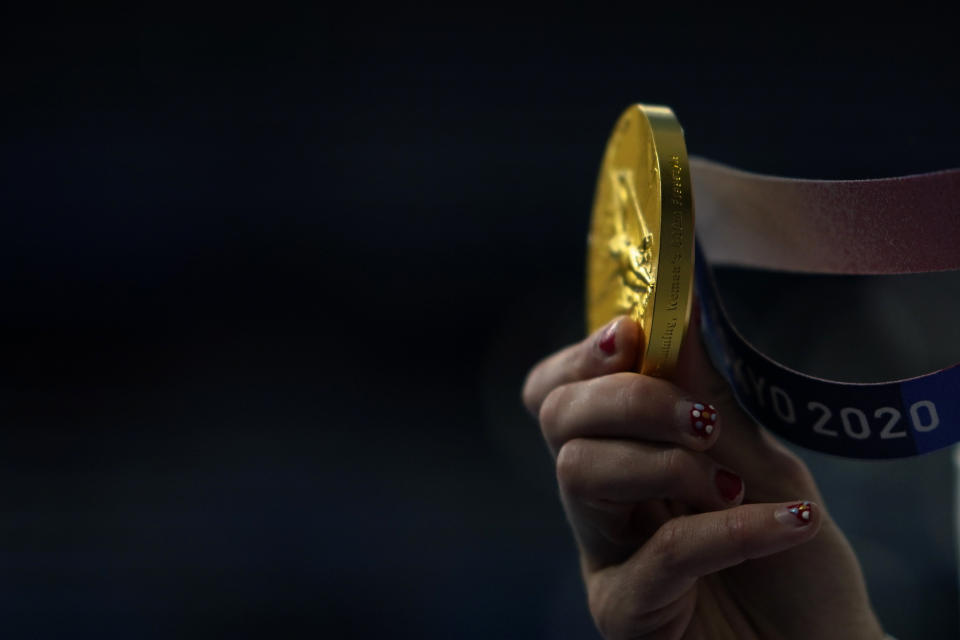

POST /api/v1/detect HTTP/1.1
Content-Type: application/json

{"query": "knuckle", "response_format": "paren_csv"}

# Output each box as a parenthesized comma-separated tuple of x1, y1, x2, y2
(655, 447, 691, 490)
(616, 373, 650, 424)
(555, 439, 591, 496)
(521, 364, 544, 416)
(537, 385, 568, 442)
(722, 508, 752, 561)
(651, 517, 688, 571)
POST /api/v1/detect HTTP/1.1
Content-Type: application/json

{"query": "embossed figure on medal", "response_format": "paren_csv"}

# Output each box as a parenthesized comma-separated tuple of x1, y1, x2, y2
(608, 170, 656, 317)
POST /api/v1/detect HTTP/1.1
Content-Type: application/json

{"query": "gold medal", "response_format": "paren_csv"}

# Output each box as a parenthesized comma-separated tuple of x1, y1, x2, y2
(586, 104, 695, 377)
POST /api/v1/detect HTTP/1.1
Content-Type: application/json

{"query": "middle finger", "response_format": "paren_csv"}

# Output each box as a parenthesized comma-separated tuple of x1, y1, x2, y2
(539, 371, 722, 456)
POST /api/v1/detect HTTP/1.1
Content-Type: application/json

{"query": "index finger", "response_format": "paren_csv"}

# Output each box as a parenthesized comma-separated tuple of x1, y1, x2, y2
(522, 316, 642, 417)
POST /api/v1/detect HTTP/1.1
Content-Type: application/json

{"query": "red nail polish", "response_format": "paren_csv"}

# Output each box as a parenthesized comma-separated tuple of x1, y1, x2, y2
(778, 501, 814, 525)
(690, 402, 718, 438)
(715, 469, 742, 502)
(598, 320, 618, 355)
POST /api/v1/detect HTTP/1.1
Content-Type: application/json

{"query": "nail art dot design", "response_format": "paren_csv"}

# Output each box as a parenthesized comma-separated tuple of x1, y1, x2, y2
(787, 501, 812, 522)
(691, 402, 718, 438)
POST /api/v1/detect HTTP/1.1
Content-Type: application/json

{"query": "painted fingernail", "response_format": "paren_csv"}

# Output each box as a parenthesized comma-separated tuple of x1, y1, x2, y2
(690, 402, 719, 438)
(598, 319, 619, 355)
(715, 469, 743, 502)
(775, 501, 815, 527)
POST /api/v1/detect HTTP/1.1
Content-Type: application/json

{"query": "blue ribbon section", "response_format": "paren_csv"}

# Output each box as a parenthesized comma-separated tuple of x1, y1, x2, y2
(694, 240, 959, 458)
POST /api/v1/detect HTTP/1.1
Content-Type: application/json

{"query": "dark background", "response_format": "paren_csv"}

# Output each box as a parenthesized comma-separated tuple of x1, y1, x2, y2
(2, 17, 960, 638)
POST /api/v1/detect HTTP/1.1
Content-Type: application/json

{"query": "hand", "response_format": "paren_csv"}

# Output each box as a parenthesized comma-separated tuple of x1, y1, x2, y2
(522, 311, 885, 639)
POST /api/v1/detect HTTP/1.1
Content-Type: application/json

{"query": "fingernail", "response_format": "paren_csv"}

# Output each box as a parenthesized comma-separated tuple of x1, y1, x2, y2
(598, 319, 619, 355)
(715, 469, 743, 502)
(775, 501, 815, 527)
(690, 402, 718, 438)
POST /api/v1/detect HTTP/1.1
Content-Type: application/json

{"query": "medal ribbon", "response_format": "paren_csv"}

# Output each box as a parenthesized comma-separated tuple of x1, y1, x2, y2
(691, 157, 960, 458)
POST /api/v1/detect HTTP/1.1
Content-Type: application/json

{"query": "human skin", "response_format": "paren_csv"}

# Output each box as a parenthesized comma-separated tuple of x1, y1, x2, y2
(522, 310, 886, 640)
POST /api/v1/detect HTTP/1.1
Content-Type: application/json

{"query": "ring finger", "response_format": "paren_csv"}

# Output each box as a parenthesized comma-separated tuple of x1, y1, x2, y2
(557, 438, 744, 568)
(539, 372, 722, 456)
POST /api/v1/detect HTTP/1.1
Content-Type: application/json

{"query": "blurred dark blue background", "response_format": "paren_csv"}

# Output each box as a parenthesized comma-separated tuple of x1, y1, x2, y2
(2, 16, 959, 638)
